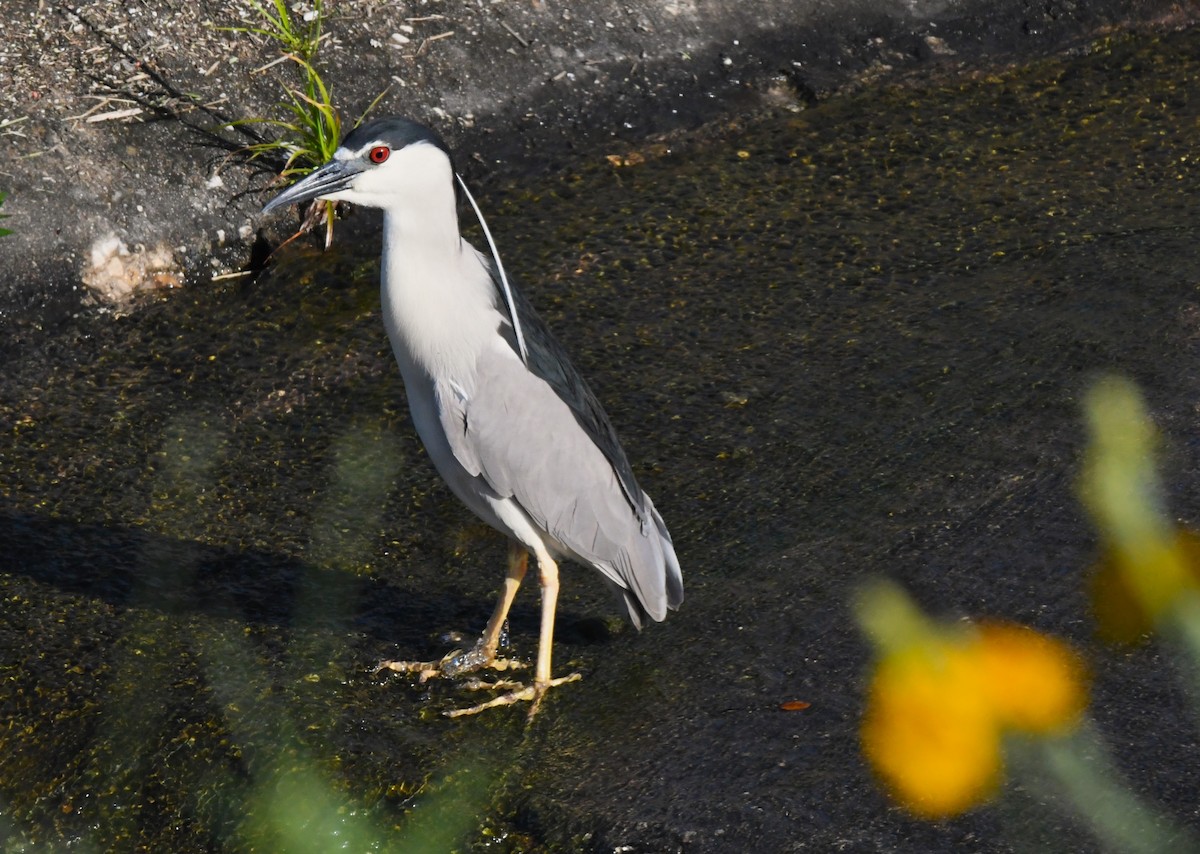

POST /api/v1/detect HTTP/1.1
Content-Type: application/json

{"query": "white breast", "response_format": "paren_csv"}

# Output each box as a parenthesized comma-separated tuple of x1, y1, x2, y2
(378, 167, 507, 370)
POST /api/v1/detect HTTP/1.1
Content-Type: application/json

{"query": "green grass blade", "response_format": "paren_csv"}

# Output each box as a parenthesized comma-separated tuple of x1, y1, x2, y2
(0, 191, 12, 237)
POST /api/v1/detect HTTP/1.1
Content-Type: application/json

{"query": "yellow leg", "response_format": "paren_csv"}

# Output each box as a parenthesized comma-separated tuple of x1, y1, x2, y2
(444, 545, 581, 720)
(376, 542, 529, 680)
(531, 547, 560, 695)
(478, 544, 528, 660)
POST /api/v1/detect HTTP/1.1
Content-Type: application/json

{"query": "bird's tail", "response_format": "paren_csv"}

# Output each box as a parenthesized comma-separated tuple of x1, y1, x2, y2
(651, 496, 685, 611)
(618, 493, 683, 629)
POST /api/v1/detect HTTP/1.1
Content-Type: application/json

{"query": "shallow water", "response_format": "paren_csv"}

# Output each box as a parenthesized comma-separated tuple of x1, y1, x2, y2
(3, 27, 1200, 852)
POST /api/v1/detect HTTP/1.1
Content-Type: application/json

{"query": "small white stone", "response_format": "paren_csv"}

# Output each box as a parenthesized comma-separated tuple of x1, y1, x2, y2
(90, 234, 127, 268)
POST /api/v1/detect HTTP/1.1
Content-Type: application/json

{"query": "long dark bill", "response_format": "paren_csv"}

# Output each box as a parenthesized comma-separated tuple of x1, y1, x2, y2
(261, 158, 362, 214)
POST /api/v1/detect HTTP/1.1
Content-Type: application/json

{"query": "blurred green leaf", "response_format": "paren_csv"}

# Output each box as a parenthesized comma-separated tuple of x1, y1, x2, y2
(0, 190, 12, 237)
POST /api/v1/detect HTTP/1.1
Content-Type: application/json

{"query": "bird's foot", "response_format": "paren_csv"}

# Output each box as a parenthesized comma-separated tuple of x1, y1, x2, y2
(375, 640, 525, 684)
(376, 633, 579, 719)
(446, 672, 583, 721)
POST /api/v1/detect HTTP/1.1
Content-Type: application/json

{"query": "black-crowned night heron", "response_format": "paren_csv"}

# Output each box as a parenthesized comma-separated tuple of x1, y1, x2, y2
(262, 117, 683, 718)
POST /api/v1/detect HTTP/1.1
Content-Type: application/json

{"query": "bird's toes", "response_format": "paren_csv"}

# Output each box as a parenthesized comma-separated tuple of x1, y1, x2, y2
(444, 685, 537, 718)
(374, 655, 455, 683)
(442, 671, 583, 720)
(488, 657, 527, 673)
(376, 646, 527, 688)
(460, 677, 525, 692)
(525, 673, 583, 721)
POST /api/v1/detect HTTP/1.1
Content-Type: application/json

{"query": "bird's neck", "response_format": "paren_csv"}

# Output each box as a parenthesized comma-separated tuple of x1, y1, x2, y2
(380, 205, 500, 384)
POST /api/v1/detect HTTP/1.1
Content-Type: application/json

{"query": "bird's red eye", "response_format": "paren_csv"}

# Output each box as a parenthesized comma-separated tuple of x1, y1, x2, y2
(369, 146, 390, 164)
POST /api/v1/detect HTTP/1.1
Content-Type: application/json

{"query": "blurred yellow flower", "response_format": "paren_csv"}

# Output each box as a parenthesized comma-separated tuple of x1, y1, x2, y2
(855, 378, 1197, 833)
(1080, 377, 1200, 643)
(862, 639, 1000, 819)
(858, 584, 1089, 819)
(1089, 530, 1200, 644)
(976, 621, 1088, 734)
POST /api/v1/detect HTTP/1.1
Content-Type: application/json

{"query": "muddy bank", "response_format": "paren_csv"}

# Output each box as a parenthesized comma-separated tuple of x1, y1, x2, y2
(1, 0, 1196, 329)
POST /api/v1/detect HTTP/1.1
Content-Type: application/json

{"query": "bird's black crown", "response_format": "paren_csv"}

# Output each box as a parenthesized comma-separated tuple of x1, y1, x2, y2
(341, 117, 451, 159)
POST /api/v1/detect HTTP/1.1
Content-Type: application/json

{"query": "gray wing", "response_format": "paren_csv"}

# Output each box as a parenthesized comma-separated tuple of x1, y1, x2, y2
(491, 265, 648, 527)
(436, 273, 682, 625)
(437, 349, 680, 624)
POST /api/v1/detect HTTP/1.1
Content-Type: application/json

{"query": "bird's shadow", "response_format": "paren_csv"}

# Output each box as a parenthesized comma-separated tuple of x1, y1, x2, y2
(0, 508, 613, 660)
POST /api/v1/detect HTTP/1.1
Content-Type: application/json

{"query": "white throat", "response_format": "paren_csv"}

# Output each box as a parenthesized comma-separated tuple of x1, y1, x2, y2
(379, 205, 501, 386)
(323, 141, 503, 386)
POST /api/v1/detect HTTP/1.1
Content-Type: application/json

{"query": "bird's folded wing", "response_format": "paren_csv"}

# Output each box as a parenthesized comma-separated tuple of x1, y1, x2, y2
(493, 269, 647, 525)
(436, 349, 650, 595)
